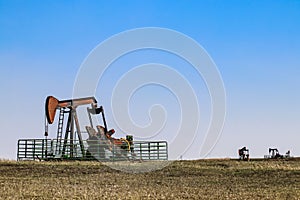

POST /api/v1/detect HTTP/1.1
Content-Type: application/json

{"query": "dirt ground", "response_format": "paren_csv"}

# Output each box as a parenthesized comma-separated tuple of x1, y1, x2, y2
(0, 159, 300, 199)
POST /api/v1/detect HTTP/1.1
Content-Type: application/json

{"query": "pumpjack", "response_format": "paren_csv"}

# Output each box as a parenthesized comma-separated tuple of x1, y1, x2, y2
(264, 148, 291, 159)
(268, 148, 283, 159)
(17, 95, 168, 161)
(44, 96, 134, 160)
(238, 147, 249, 161)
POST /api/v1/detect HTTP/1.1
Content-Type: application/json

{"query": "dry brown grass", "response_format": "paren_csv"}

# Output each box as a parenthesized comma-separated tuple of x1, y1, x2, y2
(1, 159, 300, 199)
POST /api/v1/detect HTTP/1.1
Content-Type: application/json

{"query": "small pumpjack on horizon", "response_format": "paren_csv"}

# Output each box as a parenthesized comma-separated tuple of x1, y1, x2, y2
(265, 148, 290, 159)
(238, 147, 249, 161)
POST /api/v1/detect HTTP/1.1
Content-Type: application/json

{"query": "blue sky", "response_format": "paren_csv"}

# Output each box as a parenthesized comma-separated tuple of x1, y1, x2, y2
(1, 0, 300, 159)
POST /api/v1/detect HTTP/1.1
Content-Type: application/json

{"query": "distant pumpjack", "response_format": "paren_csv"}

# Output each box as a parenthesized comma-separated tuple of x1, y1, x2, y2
(238, 147, 249, 161)
(268, 148, 283, 159)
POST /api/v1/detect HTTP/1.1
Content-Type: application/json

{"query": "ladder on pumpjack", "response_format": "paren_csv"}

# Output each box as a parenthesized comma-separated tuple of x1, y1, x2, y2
(56, 107, 65, 155)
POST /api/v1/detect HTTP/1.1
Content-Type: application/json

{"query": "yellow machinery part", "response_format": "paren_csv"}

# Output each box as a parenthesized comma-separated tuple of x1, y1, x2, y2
(120, 138, 131, 151)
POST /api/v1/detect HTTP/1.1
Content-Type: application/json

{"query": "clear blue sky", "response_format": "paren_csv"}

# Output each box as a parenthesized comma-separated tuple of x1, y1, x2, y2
(0, 0, 300, 159)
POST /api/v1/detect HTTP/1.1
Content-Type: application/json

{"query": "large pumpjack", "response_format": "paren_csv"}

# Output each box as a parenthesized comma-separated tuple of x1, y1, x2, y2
(17, 96, 168, 161)
(44, 96, 134, 160)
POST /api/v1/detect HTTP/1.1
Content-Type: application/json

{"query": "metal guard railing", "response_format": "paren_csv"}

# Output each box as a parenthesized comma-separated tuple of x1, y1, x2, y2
(17, 139, 168, 161)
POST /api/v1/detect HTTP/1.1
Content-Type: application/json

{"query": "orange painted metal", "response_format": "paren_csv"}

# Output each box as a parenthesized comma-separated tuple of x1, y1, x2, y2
(45, 96, 98, 124)
(45, 96, 59, 124)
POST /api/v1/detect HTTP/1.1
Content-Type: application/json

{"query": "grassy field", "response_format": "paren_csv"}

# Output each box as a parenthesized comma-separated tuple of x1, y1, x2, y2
(0, 159, 300, 199)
